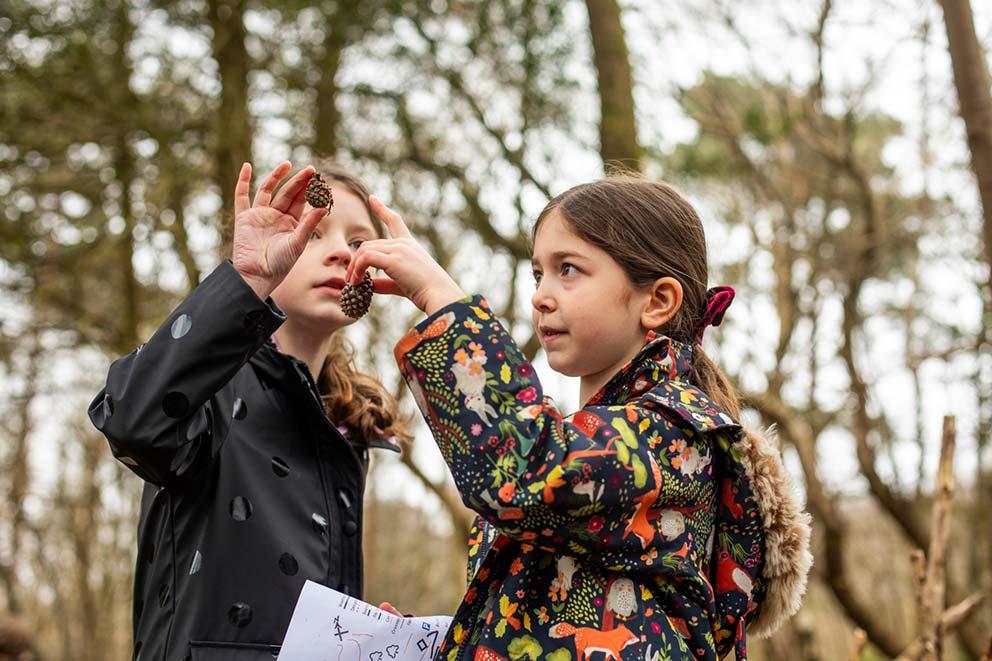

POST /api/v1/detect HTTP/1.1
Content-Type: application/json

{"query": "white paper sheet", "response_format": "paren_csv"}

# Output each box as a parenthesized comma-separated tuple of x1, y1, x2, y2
(278, 581, 452, 661)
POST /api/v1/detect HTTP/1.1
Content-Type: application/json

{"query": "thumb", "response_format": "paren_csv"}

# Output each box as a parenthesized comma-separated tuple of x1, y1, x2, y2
(378, 602, 403, 616)
(290, 207, 328, 250)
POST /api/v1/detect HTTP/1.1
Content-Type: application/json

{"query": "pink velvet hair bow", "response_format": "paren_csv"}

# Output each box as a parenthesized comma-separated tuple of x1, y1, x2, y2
(694, 286, 735, 344)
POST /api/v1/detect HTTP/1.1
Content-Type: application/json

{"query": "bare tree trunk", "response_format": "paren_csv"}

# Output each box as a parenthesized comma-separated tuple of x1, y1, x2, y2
(584, 0, 640, 171)
(938, 0, 992, 279)
(315, 1, 359, 156)
(208, 0, 253, 258)
(112, 0, 139, 354)
(938, 4, 992, 653)
(0, 335, 40, 615)
(71, 436, 103, 661)
(315, 25, 344, 157)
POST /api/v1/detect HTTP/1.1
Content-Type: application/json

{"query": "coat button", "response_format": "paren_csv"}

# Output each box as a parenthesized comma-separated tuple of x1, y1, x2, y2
(243, 309, 265, 331)
(228, 602, 253, 627)
(343, 521, 358, 536)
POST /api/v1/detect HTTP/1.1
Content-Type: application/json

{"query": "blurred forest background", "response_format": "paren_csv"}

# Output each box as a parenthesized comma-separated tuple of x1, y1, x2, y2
(1, 0, 992, 659)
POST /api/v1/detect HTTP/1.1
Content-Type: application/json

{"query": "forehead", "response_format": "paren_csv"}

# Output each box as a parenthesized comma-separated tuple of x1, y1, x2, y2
(532, 210, 597, 262)
(312, 184, 379, 235)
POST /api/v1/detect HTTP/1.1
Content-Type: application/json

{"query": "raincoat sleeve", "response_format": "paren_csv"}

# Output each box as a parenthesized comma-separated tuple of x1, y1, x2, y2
(88, 260, 285, 487)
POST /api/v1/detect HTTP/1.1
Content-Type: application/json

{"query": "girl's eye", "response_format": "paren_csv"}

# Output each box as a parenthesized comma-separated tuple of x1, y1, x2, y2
(532, 270, 543, 284)
(349, 240, 365, 250)
(309, 231, 321, 241)
(561, 263, 577, 277)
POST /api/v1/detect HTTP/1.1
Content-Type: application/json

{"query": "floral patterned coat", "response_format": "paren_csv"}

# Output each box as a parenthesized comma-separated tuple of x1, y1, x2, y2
(395, 296, 812, 661)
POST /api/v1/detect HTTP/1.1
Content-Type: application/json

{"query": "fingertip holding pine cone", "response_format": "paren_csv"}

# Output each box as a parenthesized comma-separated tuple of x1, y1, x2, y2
(340, 272, 373, 319)
(305, 172, 334, 209)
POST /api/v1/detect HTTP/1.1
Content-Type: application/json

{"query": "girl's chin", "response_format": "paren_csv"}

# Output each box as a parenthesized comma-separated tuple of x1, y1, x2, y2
(546, 354, 582, 377)
(286, 305, 356, 330)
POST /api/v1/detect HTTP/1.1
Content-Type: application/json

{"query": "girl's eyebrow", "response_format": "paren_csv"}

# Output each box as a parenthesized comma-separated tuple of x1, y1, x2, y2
(532, 250, 584, 266)
(321, 218, 377, 236)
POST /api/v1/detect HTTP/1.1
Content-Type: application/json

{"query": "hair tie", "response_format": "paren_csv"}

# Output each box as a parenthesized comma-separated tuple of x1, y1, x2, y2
(695, 286, 735, 344)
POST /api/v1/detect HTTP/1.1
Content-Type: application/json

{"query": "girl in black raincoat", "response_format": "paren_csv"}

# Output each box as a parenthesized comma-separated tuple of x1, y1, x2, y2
(89, 161, 409, 661)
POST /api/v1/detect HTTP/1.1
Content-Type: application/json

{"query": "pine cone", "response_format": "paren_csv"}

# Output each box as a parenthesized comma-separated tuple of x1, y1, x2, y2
(305, 173, 334, 209)
(340, 272, 373, 319)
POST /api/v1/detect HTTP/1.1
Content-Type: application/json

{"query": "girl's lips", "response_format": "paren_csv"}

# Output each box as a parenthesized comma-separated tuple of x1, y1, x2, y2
(540, 327, 567, 344)
(316, 278, 346, 297)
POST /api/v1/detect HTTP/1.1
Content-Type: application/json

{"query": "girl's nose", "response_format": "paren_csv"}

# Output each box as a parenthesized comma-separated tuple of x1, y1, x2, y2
(531, 282, 556, 313)
(323, 240, 352, 268)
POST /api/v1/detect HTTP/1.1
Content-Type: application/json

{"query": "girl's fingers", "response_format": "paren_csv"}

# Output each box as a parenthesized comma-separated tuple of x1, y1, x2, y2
(253, 161, 292, 208)
(371, 276, 404, 296)
(286, 175, 310, 220)
(234, 163, 252, 216)
(272, 166, 315, 213)
(348, 249, 393, 285)
(369, 195, 412, 239)
(290, 206, 328, 250)
(347, 239, 398, 281)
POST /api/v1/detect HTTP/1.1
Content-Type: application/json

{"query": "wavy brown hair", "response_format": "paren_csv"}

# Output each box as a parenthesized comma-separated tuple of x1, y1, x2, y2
(534, 174, 741, 419)
(312, 159, 413, 444)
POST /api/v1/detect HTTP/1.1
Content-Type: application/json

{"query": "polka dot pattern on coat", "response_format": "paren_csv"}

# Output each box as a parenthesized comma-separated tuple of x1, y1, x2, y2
(162, 391, 189, 418)
(230, 496, 253, 521)
(278, 553, 299, 576)
(271, 457, 289, 477)
(170, 314, 192, 339)
(189, 550, 203, 576)
(311, 513, 328, 536)
(93, 393, 113, 428)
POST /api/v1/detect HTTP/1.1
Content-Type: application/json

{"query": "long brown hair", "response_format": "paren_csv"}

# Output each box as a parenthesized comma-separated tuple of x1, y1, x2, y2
(312, 159, 413, 444)
(534, 175, 741, 418)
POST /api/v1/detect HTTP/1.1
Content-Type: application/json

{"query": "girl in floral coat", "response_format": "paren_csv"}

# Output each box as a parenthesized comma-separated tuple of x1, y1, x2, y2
(350, 178, 812, 660)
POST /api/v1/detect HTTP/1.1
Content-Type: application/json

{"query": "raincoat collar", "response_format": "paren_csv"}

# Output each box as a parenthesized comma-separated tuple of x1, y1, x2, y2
(586, 331, 694, 407)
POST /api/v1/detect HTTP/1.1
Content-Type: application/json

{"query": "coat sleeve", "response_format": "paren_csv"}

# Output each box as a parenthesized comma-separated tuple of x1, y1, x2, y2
(394, 295, 717, 558)
(88, 260, 285, 487)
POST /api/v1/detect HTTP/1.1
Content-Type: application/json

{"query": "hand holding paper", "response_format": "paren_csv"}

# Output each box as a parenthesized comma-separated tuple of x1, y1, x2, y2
(278, 581, 452, 661)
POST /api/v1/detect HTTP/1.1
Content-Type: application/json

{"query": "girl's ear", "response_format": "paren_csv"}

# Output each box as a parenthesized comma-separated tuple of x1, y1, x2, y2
(640, 276, 683, 330)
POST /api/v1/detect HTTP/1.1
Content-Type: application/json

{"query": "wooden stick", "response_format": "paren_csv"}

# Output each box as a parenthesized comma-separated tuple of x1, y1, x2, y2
(895, 592, 986, 661)
(846, 628, 868, 661)
(897, 416, 957, 661)
(910, 548, 927, 631)
(924, 416, 957, 660)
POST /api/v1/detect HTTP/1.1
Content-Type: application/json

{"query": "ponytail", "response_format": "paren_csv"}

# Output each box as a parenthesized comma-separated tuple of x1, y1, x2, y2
(689, 345, 742, 420)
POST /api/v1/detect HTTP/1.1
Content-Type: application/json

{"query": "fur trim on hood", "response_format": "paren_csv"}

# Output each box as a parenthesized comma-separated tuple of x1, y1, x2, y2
(738, 425, 813, 638)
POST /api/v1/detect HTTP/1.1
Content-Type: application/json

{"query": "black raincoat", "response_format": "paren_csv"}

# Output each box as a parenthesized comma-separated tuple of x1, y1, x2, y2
(88, 261, 397, 661)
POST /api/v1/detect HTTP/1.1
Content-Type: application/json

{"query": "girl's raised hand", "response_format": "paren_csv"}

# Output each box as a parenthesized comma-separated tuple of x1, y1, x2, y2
(232, 162, 329, 300)
(346, 196, 466, 315)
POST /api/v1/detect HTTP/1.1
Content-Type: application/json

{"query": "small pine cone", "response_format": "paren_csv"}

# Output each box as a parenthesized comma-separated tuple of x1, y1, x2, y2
(340, 272, 373, 319)
(305, 173, 334, 209)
